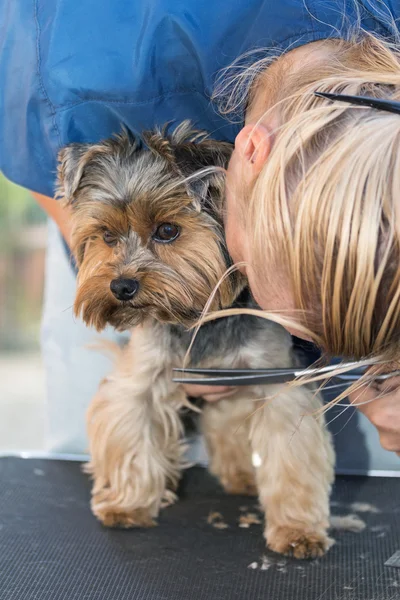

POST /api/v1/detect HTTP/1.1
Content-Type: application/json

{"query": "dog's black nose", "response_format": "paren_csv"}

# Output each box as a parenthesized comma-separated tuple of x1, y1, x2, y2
(110, 278, 139, 301)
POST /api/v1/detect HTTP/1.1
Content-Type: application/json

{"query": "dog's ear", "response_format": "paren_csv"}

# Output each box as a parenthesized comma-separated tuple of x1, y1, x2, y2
(143, 122, 233, 209)
(172, 138, 233, 210)
(58, 130, 140, 205)
(57, 143, 92, 206)
(171, 121, 233, 207)
(142, 125, 176, 165)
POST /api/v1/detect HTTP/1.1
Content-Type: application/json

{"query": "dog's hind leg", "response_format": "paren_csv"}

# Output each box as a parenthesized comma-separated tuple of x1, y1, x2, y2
(202, 396, 257, 495)
(86, 323, 186, 528)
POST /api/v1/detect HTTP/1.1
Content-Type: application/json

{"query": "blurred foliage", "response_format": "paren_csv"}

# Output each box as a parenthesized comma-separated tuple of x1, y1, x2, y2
(0, 172, 47, 351)
(0, 173, 45, 244)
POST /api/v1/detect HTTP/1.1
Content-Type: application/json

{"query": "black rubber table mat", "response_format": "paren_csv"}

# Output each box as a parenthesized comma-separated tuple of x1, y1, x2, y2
(0, 458, 399, 600)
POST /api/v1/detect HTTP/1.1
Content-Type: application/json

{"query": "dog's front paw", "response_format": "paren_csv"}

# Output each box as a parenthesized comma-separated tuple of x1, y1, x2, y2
(92, 502, 156, 529)
(267, 527, 334, 559)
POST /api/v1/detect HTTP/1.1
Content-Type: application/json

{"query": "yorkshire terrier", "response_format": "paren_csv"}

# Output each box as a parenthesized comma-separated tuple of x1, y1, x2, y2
(57, 123, 335, 559)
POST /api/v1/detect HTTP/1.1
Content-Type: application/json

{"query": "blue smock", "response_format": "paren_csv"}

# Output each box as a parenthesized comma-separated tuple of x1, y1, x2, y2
(0, 1, 398, 197)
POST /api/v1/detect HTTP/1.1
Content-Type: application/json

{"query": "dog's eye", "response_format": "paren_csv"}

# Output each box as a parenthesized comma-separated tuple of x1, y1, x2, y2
(103, 230, 117, 247)
(153, 223, 180, 243)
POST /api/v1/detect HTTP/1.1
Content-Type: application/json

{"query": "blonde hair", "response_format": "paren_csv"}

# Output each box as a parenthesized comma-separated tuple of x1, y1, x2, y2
(214, 34, 400, 372)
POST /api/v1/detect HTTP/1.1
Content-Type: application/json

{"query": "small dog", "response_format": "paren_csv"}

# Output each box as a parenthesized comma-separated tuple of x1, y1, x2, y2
(57, 123, 335, 559)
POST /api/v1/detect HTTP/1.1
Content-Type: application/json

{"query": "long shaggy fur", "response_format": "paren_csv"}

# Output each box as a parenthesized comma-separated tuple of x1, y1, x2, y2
(58, 123, 335, 558)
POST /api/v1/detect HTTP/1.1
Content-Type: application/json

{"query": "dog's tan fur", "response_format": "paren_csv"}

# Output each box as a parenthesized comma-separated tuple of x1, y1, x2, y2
(86, 321, 334, 557)
(58, 124, 335, 558)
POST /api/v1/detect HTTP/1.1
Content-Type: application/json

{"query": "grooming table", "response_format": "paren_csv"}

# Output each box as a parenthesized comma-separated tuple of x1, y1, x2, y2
(0, 458, 399, 600)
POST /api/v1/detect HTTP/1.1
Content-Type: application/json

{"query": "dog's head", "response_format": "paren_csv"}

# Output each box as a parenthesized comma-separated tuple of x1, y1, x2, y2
(57, 122, 242, 330)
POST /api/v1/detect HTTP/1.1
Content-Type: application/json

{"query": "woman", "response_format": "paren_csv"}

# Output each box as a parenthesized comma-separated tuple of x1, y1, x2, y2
(1, 0, 399, 457)
(189, 34, 400, 456)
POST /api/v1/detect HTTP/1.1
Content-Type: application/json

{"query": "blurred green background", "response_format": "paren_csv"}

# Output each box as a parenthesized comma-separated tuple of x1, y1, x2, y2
(0, 173, 47, 352)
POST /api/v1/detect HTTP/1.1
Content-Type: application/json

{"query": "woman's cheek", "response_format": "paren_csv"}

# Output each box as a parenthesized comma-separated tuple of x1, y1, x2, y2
(225, 206, 243, 266)
(252, 283, 267, 309)
(226, 225, 240, 265)
(246, 269, 266, 307)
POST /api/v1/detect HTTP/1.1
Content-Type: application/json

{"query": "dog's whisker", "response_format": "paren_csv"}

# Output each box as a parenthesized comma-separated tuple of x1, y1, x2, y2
(62, 304, 74, 313)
